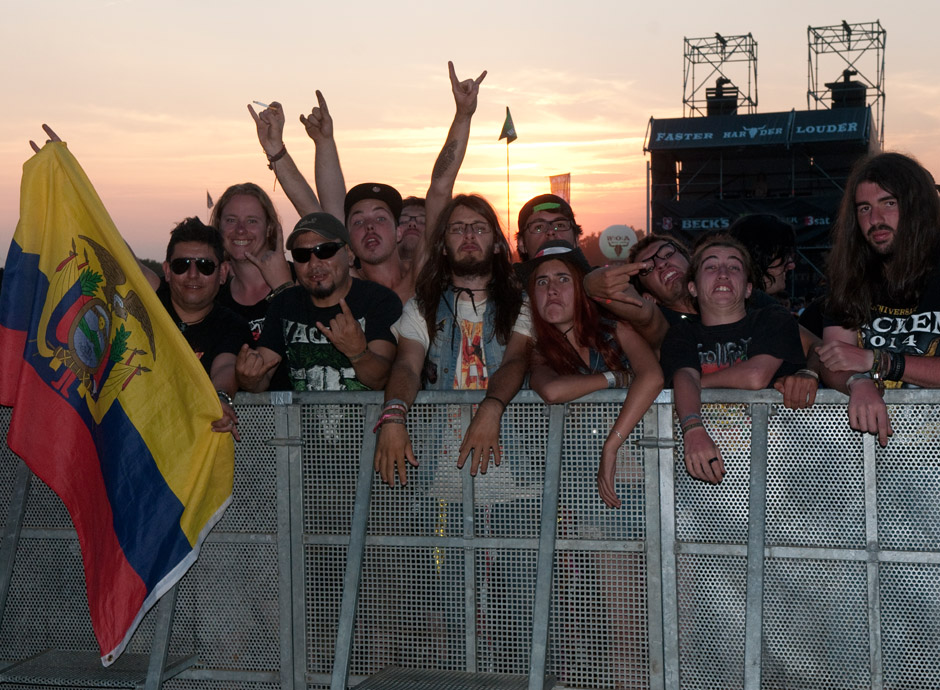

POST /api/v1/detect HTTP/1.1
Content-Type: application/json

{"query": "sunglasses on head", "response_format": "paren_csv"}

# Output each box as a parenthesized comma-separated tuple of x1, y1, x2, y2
(169, 257, 218, 276)
(290, 241, 344, 263)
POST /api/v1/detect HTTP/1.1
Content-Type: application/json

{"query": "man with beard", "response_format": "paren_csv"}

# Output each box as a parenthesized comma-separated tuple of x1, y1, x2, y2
(373, 194, 530, 487)
(818, 152, 940, 446)
(235, 212, 401, 392)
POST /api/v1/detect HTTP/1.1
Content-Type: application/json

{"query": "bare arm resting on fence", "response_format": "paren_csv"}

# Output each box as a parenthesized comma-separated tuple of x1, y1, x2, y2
(598, 322, 664, 508)
(374, 336, 426, 487)
(457, 330, 529, 477)
(820, 325, 894, 446)
(673, 367, 726, 485)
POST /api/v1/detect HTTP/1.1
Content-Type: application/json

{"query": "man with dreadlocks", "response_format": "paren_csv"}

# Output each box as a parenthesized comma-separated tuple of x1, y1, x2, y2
(373, 193, 529, 487)
(819, 152, 940, 446)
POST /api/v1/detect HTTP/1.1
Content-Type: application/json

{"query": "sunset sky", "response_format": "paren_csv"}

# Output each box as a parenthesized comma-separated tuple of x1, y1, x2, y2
(2, 1, 938, 264)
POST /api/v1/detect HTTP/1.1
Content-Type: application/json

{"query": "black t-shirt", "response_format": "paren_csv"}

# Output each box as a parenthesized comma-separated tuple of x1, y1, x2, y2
(258, 278, 401, 391)
(157, 281, 252, 376)
(216, 281, 270, 343)
(660, 305, 805, 385)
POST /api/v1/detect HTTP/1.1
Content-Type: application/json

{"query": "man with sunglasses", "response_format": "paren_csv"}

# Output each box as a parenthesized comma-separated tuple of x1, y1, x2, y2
(157, 218, 253, 439)
(237, 212, 401, 392)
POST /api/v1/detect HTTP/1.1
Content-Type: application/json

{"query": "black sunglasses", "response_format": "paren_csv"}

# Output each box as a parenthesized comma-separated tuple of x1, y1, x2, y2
(169, 257, 218, 276)
(290, 241, 344, 263)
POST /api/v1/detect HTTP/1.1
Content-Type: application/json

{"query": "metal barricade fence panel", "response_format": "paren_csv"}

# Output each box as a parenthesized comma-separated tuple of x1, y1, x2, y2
(551, 399, 650, 690)
(875, 403, 940, 551)
(0, 406, 14, 537)
(9, 390, 940, 689)
(299, 399, 368, 685)
(760, 558, 869, 689)
(218, 403, 279, 535)
(765, 404, 866, 549)
(879, 562, 940, 689)
(672, 403, 750, 689)
(674, 403, 751, 545)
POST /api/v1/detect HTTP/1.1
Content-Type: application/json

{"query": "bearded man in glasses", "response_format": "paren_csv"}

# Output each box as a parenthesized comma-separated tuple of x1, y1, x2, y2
(153, 218, 252, 437)
(236, 212, 401, 392)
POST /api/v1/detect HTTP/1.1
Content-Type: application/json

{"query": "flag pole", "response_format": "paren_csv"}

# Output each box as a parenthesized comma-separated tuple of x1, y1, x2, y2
(506, 141, 511, 234)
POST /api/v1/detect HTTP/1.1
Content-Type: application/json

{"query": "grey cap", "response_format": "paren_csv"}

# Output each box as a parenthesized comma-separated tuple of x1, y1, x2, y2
(286, 212, 350, 249)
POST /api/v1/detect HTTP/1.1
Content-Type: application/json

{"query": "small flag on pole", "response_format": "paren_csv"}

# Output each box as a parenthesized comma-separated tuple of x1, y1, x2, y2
(206, 191, 214, 210)
(550, 173, 571, 204)
(499, 107, 517, 144)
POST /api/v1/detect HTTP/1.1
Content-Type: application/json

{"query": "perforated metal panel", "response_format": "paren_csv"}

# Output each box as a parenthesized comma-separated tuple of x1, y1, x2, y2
(766, 406, 866, 548)
(761, 559, 869, 689)
(8, 390, 940, 689)
(674, 404, 751, 544)
(876, 404, 940, 550)
(880, 562, 940, 689)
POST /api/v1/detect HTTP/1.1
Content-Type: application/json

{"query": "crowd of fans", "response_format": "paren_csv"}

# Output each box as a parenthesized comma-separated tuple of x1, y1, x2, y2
(16, 61, 940, 502)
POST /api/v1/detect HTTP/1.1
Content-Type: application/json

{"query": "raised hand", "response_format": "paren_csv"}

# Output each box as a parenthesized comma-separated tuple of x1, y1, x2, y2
(316, 298, 368, 358)
(449, 61, 486, 118)
(235, 344, 281, 392)
(300, 90, 333, 143)
(248, 101, 286, 157)
(29, 124, 62, 154)
(243, 217, 292, 289)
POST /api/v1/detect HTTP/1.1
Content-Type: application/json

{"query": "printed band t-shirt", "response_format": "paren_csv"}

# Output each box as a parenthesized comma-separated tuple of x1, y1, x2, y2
(394, 295, 532, 390)
(660, 305, 805, 383)
(258, 278, 400, 391)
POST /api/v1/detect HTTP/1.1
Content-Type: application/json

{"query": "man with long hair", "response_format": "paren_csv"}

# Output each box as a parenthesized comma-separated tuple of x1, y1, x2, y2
(819, 152, 940, 446)
(373, 194, 529, 487)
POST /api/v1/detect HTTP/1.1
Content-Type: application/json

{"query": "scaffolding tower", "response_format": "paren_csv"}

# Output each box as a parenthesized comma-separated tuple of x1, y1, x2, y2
(683, 33, 758, 118)
(808, 20, 886, 148)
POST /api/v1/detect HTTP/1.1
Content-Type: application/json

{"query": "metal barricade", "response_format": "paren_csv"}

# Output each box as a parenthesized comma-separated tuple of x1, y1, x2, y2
(2, 389, 940, 689)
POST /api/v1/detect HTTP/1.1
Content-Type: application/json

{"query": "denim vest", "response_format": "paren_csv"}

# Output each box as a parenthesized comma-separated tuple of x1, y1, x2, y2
(424, 290, 506, 390)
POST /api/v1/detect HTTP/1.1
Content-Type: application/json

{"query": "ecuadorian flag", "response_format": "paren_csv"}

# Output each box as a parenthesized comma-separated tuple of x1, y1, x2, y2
(0, 142, 233, 665)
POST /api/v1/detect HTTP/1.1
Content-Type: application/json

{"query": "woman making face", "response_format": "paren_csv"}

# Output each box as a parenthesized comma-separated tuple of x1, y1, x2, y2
(524, 241, 663, 508)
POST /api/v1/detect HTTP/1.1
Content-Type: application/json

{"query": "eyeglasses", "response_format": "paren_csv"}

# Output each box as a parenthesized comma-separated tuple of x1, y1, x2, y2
(525, 219, 573, 235)
(169, 257, 218, 276)
(637, 242, 678, 277)
(290, 241, 344, 263)
(447, 222, 492, 236)
(399, 214, 426, 226)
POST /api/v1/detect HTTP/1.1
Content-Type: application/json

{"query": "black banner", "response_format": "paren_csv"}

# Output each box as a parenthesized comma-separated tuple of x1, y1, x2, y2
(646, 107, 871, 151)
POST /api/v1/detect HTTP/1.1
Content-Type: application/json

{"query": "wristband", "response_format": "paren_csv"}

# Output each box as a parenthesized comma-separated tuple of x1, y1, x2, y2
(680, 421, 705, 435)
(266, 144, 287, 169)
(348, 347, 369, 362)
(794, 368, 819, 381)
(265, 281, 294, 302)
(603, 371, 617, 388)
(680, 413, 702, 427)
(885, 352, 906, 382)
(385, 398, 409, 413)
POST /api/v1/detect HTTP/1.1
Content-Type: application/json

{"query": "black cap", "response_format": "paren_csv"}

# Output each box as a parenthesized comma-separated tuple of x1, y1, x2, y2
(286, 212, 350, 249)
(517, 239, 591, 285)
(344, 183, 403, 223)
(518, 194, 574, 233)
